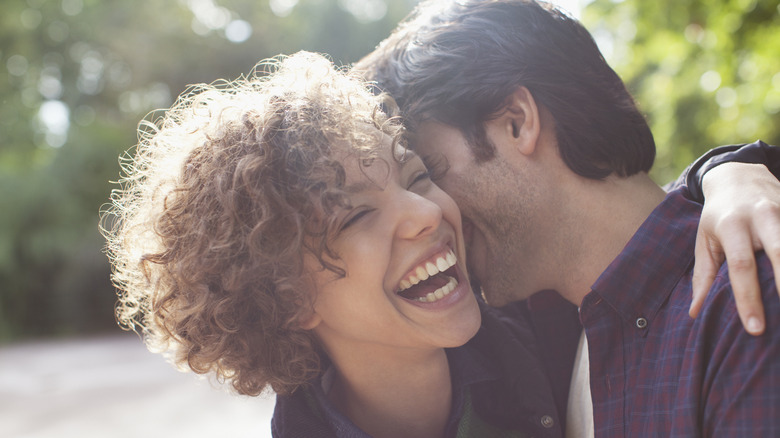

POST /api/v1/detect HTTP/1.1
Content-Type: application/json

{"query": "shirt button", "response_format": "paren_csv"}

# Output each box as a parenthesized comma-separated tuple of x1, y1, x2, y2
(636, 317, 648, 329)
(540, 415, 554, 428)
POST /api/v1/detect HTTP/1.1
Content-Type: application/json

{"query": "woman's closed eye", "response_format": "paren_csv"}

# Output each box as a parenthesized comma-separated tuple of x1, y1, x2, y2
(408, 170, 431, 189)
(340, 208, 373, 231)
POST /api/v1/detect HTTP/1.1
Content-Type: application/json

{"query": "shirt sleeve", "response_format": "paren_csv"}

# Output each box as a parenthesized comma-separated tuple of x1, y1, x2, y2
(689, 255, 780, 435)
(663, 140, 780, 202)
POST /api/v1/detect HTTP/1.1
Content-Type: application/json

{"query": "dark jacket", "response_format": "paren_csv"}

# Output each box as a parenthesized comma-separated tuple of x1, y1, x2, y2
(271, 299, 578, 438)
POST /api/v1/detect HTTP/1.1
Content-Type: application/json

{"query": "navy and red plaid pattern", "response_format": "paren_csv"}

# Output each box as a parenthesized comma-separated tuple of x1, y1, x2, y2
(581, 188, 780, 437)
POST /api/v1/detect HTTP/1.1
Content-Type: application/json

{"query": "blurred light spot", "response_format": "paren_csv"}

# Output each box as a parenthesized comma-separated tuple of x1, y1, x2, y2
(737, 58, 757, 81)
(699, 70, 721, 92)
(764, 90, 780, 114)
(118, 83, 172, 114)
(715, 87, 737, 108)
(191, 18, 210, 36)
(339, 0, 387, 23)
(119, 91, 142, 114)
(684, 23, 704, 44)
(722, 13, 742, 33)
(660, 56, 681, 76)
(43, 52, 65, 67)
(39, 70, 64, 99)
(225, 20, 252, 43)
(186, 0, 231, 31)
(270, 0, 299, 17)
(737, 0, 757, 12)
(147, 82, 172, 109)
(719, 106, 739, 121)
(20, 9, 43, 29)
(37, 100, 71, 148)
(107, 61, 133, 89)
(48, 21, 69, 43)
(69, 41, 91, 62)
(772, 72, 780, 90)
(700, 30, 717, 49)
(737, 116, 757, 138)
(617, 20, 636, 41)
(73, 105, 96, 126)
(737, 84, 754, 105)
(61, 0, 83, 16)
(7, 55, 29, 76)
(22, 87, 40, 108)
(78, 51, 105, 95)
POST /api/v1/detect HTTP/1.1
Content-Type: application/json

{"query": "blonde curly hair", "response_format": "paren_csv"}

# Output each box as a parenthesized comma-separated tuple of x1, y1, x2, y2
(103, 51, 404, 395)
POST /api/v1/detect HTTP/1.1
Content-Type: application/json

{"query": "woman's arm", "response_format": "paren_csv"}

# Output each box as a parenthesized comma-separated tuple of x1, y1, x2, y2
(680, 141, 780, 335)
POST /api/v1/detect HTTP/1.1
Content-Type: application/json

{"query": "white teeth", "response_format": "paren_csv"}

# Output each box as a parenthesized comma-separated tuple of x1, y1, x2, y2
(415, 266, 429, 282)
(417, 276, 458, 303)
(446, 252, 456, 266)
(398, 249, 458, 292)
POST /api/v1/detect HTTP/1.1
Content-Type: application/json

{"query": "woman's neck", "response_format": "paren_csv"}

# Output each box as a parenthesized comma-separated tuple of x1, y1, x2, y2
(326, 347, 453, 438)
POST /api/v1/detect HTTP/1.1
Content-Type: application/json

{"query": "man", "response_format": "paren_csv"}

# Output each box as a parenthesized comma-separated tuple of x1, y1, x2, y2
(355, 0, 780, 436)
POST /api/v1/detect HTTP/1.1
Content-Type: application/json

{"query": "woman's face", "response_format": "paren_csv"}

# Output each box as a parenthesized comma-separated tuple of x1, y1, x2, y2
(304, 134, 481, 357)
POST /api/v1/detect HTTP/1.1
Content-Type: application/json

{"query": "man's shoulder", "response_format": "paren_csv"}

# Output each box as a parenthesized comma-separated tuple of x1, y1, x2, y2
(677, 250, 780, 435)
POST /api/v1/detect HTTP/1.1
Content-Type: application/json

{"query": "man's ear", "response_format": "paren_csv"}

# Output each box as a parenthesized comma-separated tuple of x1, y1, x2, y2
(488, 86, 541, 158)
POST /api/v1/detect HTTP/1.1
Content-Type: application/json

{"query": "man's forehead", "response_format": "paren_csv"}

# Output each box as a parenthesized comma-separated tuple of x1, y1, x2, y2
(407, 120, 460, 158)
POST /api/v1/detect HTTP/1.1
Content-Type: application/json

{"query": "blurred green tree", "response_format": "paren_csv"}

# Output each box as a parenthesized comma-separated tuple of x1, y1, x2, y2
(583, 0, 780, 182)
(0, 0, 417, 341)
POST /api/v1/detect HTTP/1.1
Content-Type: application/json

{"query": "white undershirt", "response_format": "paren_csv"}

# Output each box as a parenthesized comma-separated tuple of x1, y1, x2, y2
(566, 330, 594, 438)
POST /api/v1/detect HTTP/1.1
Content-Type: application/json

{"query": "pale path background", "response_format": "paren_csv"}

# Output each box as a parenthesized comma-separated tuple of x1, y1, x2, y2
(0, 334, 276, 438)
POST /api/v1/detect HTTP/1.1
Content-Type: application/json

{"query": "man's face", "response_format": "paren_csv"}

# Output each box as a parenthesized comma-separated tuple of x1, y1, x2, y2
(412, 120, 547, 307)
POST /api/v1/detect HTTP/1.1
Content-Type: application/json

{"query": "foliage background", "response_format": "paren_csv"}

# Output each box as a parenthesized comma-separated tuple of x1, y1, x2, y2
(1, 0, 778, 341)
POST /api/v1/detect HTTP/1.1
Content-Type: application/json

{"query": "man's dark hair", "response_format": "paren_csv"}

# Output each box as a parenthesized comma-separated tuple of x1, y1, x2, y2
(355, 0, 655, 179)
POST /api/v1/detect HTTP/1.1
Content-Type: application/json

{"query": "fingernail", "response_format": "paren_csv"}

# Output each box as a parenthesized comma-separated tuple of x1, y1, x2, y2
(748, 316, 763, 334)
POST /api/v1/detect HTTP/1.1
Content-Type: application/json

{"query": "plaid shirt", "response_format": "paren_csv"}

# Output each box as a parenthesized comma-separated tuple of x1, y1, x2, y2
(581, 188, 780, 437)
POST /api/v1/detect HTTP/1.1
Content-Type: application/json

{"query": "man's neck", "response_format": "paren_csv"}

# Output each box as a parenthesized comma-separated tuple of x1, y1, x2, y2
(553, 172, 667, 306)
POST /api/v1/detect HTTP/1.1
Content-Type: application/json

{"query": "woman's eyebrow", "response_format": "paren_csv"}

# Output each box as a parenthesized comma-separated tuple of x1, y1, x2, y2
(343, 180, 377, 194)
(398, 148, 421, 163)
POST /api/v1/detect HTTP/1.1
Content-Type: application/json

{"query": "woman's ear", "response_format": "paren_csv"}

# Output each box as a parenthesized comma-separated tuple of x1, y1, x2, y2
(298, 310, 321, 330)
(486, 86, 541, 158)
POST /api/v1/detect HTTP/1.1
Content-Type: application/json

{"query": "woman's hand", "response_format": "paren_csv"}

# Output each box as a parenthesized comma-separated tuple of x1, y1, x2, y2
(690, 162, 780, 335)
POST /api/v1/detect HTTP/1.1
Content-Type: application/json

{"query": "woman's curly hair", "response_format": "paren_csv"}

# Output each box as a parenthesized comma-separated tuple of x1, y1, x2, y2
(102, 51, 404, 396)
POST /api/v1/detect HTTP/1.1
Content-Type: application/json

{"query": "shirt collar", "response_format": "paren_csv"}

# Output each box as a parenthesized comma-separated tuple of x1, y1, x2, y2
(586, 189, 702, 324)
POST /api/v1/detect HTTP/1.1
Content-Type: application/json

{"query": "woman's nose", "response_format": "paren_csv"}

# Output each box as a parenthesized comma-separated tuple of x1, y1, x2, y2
(395, 192, 443, 240)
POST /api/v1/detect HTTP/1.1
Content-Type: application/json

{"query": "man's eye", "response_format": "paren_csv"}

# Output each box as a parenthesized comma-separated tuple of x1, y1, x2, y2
(340, 209, 372, 231)
(421, 155, 449, 182)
